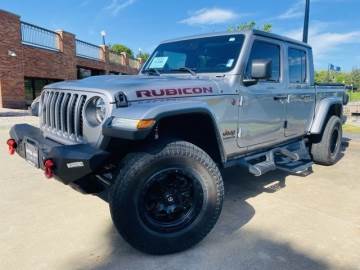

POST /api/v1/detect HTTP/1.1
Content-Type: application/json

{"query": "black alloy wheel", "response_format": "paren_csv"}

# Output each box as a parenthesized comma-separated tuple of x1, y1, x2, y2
(139, 168, 203, 233)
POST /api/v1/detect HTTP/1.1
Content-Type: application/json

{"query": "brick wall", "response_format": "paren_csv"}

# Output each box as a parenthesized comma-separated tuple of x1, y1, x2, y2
(344, 102, 360, 118)
(23, 45, 70, 80)
(0, 9, 141, 108)
(58, 31, 77, 80)
(0, 10, 25, 108)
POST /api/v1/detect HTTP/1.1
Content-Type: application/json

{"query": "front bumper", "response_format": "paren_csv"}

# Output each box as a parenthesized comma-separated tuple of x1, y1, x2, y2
(9, 124, 109, 188)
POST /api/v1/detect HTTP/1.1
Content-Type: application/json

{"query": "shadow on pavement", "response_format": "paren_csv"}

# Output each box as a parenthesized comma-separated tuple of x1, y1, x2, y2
(68, 169, 342, 270)
(66, 141, 352, 270)
(336, 137, 351, 163)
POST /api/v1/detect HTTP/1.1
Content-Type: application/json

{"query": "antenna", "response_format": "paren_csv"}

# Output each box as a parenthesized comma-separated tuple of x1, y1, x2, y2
(303, 0, 310, 43)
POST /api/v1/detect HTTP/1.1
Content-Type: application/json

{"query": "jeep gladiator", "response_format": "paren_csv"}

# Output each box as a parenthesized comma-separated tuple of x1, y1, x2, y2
(8, 30, 348, 254)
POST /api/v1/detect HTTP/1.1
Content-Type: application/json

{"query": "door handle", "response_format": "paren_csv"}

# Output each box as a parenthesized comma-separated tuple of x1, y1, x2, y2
(273, 95, 288, 101)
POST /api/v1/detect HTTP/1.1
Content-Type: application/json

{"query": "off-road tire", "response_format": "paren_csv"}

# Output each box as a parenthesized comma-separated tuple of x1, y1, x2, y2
(109, 140, 224, 254)
(311, 115, 342, 165)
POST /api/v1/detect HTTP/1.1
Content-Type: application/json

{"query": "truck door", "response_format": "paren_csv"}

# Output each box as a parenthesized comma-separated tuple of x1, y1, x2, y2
(285, 46, 315, 137)
(237, 38, 287, 149)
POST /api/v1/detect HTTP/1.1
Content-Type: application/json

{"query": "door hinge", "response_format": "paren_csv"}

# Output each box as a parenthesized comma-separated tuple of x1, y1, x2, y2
(238, 96, 244, 107)
(238, 128, 242, 138)
(284, 120, 288, 129)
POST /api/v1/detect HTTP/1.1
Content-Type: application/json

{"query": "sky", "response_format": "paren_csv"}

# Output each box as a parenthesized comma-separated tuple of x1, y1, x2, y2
(1, 0, 360, 71)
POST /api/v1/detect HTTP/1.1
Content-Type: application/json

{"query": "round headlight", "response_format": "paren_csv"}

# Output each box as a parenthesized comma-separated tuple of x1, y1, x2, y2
(95, 97, 106, 123)
(85, 97, 107, 126)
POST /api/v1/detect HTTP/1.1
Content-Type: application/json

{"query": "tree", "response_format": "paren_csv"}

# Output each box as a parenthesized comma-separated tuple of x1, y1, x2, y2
(262, 23, 273, 33)
(136, 51, 150, 62)
(350, 68, 360, 89)
(315, 70, 329, 83)
(228, 21, 272, 32)
(111, 44, 134, 57)
(314, 68, 360, 89)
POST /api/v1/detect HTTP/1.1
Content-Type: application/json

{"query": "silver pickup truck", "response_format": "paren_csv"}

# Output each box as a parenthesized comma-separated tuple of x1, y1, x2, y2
(8, 30, 348, 254)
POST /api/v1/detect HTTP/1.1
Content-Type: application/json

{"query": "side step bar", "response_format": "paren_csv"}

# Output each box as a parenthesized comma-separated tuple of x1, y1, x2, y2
(249, 160, 276, 177)
(243, 140, 313, 176)
(248, 151, 276, 177)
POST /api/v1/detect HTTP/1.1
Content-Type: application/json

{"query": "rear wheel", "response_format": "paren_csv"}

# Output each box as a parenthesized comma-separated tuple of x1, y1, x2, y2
(109, 140, 224, 254)
(311, 115, 342, 165)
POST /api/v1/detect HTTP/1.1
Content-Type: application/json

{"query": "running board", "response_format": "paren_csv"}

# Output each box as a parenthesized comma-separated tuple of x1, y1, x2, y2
(276, 160, 313, 174)
(243, 140, 313, 176)
(249, 160, 276, 177)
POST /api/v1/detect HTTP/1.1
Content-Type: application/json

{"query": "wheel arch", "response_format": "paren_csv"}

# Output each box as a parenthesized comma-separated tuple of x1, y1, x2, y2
(153, 108, 226, 165)
(103, 100, 227, 165)
(310, 97, 343, 135)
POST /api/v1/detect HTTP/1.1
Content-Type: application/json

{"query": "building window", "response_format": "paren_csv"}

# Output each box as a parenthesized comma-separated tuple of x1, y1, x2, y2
(24, 77, 62, 105)
(288, 48, 307, 83)
(109, 71, 120, 75)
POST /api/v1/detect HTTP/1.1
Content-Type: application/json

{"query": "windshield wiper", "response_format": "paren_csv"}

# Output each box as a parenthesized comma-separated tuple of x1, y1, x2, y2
(170, 67, 197, 76)
(143, 68, 161, 76)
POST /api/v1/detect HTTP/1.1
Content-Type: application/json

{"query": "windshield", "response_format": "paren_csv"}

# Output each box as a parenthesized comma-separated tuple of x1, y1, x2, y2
(142, 34, 245, 74)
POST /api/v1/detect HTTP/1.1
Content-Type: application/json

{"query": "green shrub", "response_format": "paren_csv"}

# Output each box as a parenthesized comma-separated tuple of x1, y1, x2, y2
(348, 91, 360, 102)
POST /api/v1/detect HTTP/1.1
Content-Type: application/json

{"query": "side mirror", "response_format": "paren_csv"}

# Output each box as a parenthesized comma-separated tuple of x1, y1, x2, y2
(242, 59, 272, 87)
(251, 59, 272, 80)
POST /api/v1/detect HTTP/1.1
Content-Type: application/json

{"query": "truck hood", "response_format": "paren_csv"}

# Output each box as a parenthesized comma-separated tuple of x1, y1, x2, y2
(46, 75, 221, 102)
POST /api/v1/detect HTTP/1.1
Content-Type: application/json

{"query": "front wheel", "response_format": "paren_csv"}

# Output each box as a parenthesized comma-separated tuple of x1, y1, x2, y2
(311, 115, 342, 165)
(109, 141, 224, 254)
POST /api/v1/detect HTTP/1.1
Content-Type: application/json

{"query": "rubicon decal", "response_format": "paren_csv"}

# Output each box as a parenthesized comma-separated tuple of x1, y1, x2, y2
(136, 87, 213, 98)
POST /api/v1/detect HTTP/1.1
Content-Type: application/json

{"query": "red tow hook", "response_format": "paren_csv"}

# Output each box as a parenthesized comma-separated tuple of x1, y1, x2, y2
(44, 159, 55, 179)
(7, 139, 17, 155)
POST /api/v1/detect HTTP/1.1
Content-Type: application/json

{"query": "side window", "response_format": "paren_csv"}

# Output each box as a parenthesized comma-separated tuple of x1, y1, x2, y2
(246, 40, 281, 82)
(288, 48, 307, 83)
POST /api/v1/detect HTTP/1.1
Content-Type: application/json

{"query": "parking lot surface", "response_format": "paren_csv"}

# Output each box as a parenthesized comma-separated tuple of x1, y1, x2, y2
(0, 114, 359, 270)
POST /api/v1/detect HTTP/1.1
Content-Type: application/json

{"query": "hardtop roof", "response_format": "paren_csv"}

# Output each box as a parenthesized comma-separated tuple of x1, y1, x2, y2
(161, 29, 311, 49)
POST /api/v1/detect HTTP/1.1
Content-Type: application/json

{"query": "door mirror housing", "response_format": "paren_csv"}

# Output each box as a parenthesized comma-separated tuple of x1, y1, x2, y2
(251, 59, 272, 80)
(242, 59, 272, 87)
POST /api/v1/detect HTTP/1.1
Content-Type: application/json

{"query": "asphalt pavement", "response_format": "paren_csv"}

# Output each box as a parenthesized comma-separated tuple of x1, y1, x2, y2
(0, 114, 359, 270)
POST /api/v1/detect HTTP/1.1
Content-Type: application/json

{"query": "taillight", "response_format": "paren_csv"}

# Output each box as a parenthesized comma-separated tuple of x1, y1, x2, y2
(7, 139, 17, 155)
(44, 159, 55, 178)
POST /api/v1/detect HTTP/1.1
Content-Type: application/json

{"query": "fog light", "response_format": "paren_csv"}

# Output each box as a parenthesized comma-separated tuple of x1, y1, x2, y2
(7, 139, 17, 155)
(44, 159, 55, 179)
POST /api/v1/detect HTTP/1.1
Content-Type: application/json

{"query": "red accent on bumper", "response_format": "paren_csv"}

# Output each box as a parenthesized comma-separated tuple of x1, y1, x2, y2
(44, 159, 55, 178)
(7, 139, 17, 155)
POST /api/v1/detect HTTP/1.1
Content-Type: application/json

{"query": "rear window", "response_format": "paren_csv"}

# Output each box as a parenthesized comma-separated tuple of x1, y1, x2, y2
(288, 48, 307, 83)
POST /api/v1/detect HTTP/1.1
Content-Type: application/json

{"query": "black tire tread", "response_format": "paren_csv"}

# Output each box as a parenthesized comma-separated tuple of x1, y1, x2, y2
(311, 115, 342, 166)
(109, 140, 224, 254)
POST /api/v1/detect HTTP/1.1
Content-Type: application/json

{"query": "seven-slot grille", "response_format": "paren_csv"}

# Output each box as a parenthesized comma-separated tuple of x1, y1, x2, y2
(40, 89, 87, 141)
